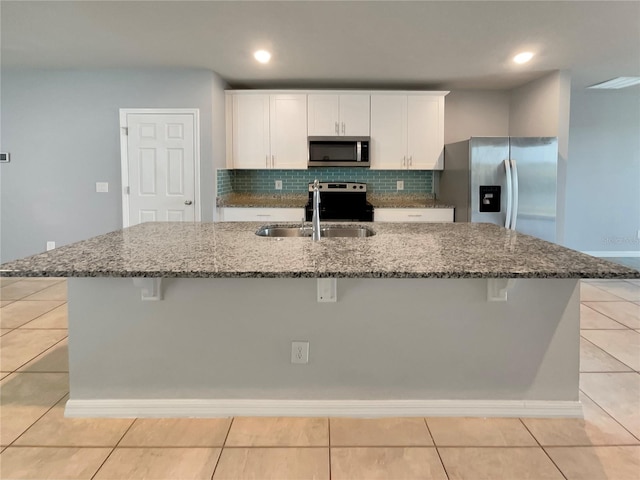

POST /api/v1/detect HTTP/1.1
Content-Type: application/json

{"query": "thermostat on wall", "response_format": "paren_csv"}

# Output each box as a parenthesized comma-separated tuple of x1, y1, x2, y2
(0, 153, 9, 163)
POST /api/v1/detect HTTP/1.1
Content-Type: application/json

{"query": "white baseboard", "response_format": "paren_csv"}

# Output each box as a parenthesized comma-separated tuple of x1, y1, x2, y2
(65, 398, 583, 419)
(582, 251, 640, 257)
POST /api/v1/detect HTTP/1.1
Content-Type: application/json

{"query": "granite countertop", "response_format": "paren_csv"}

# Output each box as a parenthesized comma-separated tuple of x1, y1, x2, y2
(216, 193, 453, 209)
(1, 222, 637, 279)
(367, 194, 454, 208)
(216, 193, 307, 208)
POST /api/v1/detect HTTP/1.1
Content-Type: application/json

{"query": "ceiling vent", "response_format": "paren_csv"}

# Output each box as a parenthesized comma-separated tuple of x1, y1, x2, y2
(587, 77, 640, 89)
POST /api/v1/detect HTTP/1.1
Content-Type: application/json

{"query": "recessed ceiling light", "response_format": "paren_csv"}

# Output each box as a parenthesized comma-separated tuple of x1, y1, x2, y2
(588, 77, 640, 89)
(513, 52, 534, 64)
(254, 50, 271, 64)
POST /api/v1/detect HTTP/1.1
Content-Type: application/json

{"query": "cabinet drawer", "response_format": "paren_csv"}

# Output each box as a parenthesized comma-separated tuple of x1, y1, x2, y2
(374, 208, 454, 223)
(220, 208, 305, 222)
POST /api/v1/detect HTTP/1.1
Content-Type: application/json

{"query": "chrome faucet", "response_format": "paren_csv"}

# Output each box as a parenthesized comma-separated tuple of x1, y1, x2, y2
(312, 179, 321, 241)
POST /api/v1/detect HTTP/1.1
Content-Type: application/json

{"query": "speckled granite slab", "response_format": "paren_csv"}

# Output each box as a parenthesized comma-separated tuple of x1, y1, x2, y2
(368, 194, 454, 208)
(216, 193, 307, 208)
(216, 193, 454, 209)
(1, 222, 637, 279)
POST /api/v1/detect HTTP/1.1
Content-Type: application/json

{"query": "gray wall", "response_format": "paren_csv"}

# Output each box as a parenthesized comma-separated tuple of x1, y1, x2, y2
(1, 68, 227, 262)
(444, 90, 510, 144)
(565, 88, 640, 253)
(68, 277, 580, 403)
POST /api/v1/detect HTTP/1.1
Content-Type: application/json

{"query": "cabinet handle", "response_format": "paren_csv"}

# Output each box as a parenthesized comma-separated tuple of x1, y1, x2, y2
(408, 214, 422, 217)
(256, 214, 272, 217)
(335, 122, 339, 134)
(266, 155, 269, 168)
(402, 156, 406, 167)
(409, 155, 413, 167)
(341, 122, 345, 134)
(272, 155, 275, 168)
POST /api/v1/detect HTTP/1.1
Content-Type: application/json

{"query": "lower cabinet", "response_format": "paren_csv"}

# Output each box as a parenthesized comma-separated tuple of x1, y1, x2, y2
(374, 208, 454, 223)
(219, 208, 305, 222)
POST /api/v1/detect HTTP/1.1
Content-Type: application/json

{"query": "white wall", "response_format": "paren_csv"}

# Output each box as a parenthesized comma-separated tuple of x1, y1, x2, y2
(565, 88, 640, 253)
(0, 68, 227, 262)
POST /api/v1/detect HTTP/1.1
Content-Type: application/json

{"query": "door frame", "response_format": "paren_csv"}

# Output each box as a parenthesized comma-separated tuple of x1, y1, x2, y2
(119, 108, 201, 227)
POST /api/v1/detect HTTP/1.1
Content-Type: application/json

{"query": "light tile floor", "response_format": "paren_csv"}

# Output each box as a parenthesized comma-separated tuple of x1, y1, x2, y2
(1, 278, 639, 479)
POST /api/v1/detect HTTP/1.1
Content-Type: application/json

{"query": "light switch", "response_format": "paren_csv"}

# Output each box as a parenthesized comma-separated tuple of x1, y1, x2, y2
(96, 182, 109, 193)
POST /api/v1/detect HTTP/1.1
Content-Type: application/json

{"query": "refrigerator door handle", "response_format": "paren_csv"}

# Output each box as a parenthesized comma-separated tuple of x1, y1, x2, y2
(504, 159, 513, 229)
(510, 159, 519, 230)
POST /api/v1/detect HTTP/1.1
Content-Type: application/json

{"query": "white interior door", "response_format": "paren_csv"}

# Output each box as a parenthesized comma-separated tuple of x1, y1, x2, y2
(121, 110, 199, 227)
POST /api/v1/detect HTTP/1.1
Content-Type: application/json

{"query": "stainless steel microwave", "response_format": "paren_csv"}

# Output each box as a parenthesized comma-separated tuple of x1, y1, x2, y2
(308, 136, 370, 167)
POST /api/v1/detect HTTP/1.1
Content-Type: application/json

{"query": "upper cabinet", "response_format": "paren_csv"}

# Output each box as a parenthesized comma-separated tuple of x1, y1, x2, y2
(226, 90, 447, 170)
(308, 94, 370, 136)
(230, 93, 307, 169)
(370, 93, 446, 170)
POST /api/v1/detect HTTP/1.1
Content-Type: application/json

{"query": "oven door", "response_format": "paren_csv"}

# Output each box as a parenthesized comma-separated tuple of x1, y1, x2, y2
(305, 192, 373, 221)
(308, 137, 370, 167)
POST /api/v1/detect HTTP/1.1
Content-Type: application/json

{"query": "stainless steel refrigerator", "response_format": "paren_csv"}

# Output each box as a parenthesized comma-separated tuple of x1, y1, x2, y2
(440, 137, 559, 242)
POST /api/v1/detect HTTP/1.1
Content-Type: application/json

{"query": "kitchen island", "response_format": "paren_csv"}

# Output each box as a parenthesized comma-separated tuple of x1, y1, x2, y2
(2, 222, 638, 418)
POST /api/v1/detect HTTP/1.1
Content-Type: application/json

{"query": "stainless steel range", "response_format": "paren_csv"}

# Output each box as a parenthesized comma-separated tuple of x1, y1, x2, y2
(304, 182, 374, 222)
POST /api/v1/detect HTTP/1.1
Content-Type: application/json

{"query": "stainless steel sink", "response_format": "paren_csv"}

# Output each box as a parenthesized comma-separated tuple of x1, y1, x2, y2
(256, 225, 375, 238)
(319, 225, 375, 237)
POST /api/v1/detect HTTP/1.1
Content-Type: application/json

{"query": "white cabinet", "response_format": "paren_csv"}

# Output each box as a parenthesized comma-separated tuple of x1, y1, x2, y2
(374, 208, 454, 223)
(219, 207, 305, 222)
(230, 93, 307, 170)
(370, 93, 446, 170)
(308, 94, 370, 136)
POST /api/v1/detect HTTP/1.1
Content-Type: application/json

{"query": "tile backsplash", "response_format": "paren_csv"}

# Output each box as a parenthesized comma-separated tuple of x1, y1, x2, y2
(217, 168, 433, 195)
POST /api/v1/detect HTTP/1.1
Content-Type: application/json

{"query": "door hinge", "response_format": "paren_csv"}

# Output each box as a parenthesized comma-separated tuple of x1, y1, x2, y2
(124, 186, 130, 195)
(122, 127, 129, 135)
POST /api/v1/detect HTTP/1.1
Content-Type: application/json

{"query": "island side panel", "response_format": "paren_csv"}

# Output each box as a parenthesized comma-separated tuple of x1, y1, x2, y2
(66, 277, 579, 407)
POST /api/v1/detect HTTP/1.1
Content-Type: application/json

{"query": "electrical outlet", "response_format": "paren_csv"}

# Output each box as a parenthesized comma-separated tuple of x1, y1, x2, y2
(96, 182, 109, 193)
(46, 241, 55, 251)
(275, 180, 283, 190)
(291, 341, 309, 364)
(397, 180, 404, 191)
(637, 229, 640, 240)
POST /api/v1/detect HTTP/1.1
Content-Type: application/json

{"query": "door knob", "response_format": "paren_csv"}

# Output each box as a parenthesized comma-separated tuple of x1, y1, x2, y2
(184, 200, 193, 205)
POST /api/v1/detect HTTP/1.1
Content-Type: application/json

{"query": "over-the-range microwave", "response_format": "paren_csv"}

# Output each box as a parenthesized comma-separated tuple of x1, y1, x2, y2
(308, 136, 370, 167)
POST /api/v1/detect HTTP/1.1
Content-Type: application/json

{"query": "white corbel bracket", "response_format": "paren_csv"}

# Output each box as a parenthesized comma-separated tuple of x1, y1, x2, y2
(317, 278, 337, 302)
(487, 278, 517, 302)
(133, 278, 163, 301)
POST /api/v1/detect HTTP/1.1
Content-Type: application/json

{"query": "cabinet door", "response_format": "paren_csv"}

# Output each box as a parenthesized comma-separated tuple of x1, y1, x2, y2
(270, 95, 308, 169)
(308, 94, 340, 136)
(407, 95, 444, 170)
(220, 207, 305, 222)
(374, 208, 454, 222)
(370, 95, 407, 170)
(232, 94, 270, 169)
(339, 94, 370, 136)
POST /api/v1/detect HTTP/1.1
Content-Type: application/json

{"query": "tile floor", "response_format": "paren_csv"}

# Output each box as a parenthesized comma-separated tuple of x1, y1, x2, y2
(1, 277, 639, 479)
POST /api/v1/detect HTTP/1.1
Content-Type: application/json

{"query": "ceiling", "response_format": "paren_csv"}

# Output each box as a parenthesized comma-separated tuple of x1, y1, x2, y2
(2, 0, 639, 91)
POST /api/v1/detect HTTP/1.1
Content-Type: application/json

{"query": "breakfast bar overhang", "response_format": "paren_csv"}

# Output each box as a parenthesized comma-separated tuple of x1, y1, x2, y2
(2, 222, 638, 419)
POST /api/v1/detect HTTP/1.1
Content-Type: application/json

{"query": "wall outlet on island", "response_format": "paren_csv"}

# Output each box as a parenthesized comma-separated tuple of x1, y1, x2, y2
(397, 180, 404, 191)
(291, 341, 309, 364)
(46, 241, 55, 251)
(275, 180, 283, 190)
